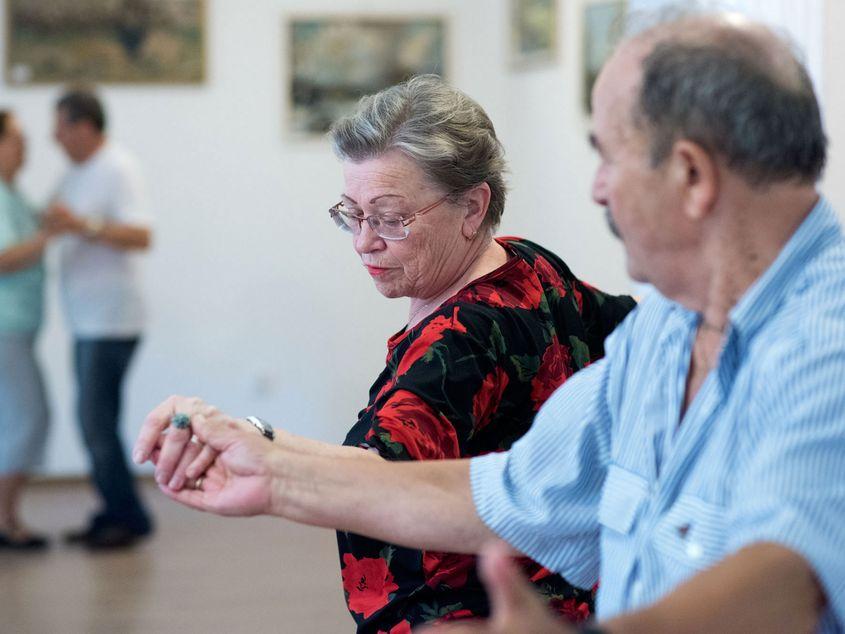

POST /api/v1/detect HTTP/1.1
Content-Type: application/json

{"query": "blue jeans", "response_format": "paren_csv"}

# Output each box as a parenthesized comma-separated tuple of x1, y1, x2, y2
(74, 338, 151, 534)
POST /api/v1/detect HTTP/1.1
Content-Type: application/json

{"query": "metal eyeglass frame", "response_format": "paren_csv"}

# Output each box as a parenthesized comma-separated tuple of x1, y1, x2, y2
(328, 192, 452, 241)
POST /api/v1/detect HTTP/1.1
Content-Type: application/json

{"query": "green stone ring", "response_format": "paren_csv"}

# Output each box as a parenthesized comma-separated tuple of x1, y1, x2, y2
(170, 413, 191, 430)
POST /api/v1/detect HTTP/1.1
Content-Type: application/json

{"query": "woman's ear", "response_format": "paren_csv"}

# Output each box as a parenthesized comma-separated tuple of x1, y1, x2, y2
(462, 182, 492, 238)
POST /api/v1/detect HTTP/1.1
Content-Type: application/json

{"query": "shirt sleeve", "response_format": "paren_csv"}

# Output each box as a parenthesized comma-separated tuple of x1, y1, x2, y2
(470, 354, 614, 590)
(726, 316, 845, 627)
(109, 156, 151, 225)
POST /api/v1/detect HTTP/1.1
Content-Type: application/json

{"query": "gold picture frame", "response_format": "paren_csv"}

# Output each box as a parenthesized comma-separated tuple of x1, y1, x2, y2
(5, 0, 206, 85)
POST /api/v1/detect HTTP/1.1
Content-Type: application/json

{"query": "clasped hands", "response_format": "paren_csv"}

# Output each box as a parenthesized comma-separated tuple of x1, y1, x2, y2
(42, 202, 87, 235)
(132, 395, 579, 634)
(132, 395, 279, 517)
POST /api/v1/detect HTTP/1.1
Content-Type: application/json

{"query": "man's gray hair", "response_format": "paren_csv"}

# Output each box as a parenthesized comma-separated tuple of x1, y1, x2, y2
(329, 75, 508, 229)
(626, 7, 827, 187)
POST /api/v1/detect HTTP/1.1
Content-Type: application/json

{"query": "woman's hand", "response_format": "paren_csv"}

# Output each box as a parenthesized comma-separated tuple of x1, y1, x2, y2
(43, 202, 86, 235)
(133, 395, 277, 516)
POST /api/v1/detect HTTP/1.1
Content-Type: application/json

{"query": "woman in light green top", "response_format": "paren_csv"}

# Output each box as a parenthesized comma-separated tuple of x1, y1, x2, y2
(0, 110, 54, 549)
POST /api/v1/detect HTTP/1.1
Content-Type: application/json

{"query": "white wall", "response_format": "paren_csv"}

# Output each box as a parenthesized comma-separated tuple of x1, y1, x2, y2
(1, 0, 841, 476)
(499, 0, 631, 294)
(2, 0, 511, 475)
(822, 0, 845, 212)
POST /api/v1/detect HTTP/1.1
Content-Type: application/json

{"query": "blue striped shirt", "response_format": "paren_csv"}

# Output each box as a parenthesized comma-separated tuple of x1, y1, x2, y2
(471, 197, 845, 631)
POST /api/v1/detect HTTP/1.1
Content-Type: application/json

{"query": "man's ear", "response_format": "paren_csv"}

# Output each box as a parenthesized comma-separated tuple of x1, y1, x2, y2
(669, 139, 719, 221)
(461, 182, 492, 238)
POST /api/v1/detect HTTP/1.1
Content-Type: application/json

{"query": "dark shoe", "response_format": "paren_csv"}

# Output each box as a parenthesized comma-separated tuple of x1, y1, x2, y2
(83, 524, 142, 550)
(64, 520, 151, 550)
(0, 530, 49, 551)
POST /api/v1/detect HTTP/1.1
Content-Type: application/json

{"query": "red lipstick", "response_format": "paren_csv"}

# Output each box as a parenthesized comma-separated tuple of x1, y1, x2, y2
(365, 265, 390, 276)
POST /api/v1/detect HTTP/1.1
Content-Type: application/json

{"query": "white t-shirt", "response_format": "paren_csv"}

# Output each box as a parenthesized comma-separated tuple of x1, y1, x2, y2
(55, 142, 151, 338)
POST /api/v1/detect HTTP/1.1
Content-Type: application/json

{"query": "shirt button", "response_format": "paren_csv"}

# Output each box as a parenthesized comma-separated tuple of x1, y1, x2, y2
(686, 542, 703, 560)
(631, 579, 643, 603)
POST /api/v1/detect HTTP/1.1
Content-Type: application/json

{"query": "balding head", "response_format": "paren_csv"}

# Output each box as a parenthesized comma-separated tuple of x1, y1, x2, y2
(612, 10, 826, 187)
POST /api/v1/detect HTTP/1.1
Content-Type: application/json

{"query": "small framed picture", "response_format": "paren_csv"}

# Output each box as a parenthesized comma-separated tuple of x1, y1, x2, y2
(583, 0, 626, 112)
(511, 0, 559, 68)
(5, 0, 206, 85)
(288, 16, 447, 136)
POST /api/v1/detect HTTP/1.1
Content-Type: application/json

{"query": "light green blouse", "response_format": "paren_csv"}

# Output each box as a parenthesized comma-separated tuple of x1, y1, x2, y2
(0, 181, 44, 333)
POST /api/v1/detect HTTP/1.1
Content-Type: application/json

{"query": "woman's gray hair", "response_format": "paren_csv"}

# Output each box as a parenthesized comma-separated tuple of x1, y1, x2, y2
(329, 74, 508, 229)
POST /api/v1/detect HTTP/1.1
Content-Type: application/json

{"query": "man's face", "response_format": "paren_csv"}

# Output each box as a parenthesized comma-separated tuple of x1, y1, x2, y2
(54, 108, 89, 162)
(589, 47, 680, 284)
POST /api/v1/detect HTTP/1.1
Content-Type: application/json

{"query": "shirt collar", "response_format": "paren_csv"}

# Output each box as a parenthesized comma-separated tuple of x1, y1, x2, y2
(729, 196, 840, 340)
(652, 196, 840, 352)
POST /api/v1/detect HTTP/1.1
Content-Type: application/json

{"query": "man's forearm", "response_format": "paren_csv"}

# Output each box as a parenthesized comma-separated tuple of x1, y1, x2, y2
(91, 223, 151, 250)
(603, 542, 824, 634)
(267, 451, 497, 553)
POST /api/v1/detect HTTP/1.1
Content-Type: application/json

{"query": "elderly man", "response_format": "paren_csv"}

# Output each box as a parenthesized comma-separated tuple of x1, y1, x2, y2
(47, 89, 154, 549)
(136, 10, 843, 633)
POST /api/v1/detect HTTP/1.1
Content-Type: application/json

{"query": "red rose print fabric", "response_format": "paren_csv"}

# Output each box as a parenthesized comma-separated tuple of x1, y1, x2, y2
(342, 554, 400, 619)
(338, 238, 635, 632)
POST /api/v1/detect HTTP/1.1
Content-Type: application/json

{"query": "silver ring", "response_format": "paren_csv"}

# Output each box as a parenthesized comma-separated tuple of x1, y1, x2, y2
(195, 476, 205, 491)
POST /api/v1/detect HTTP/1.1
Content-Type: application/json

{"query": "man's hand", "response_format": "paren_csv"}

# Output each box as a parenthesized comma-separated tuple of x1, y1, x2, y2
(133, 395, 278, 516)
(428, 541, 577, 633)
(44, 202, 86, 235)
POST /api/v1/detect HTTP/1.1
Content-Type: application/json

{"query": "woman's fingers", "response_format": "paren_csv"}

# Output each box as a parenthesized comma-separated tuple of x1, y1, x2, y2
(134, 394, 194, 464)
(149, 396, 206, 485)
(167, 438, 204, 490)
(155, 419, 194, 486)
(186, 443, 219, 480)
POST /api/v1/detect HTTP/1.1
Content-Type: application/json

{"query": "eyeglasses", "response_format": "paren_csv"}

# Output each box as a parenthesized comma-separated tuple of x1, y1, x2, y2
(328, 192, 452, 241)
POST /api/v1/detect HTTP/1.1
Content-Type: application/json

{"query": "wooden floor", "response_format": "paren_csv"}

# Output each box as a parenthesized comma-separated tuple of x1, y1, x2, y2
(1, 480, 353, 633)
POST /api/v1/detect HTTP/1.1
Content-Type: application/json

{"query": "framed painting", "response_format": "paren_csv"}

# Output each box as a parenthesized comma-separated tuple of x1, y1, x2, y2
(510, 0, 559, 68)
(5, 0, 206, 85)
(289, 16, 447, 135)
(583, 0, 626, 112)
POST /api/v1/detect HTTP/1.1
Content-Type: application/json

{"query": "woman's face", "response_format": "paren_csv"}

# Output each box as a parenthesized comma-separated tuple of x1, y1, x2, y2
(341, 149, 471, 301)
(0, 115, 25, 178)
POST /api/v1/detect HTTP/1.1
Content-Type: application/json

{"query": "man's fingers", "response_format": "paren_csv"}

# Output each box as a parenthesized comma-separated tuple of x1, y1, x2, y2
(159, 482, 209, 513)
(480, 540, 555, 630)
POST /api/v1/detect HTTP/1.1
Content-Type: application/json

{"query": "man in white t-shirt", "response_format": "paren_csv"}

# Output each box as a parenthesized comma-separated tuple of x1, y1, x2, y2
(46, 89, 153, 549)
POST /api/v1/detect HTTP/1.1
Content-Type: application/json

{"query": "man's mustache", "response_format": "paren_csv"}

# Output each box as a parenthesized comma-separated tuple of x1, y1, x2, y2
(605, 207, 621, 239)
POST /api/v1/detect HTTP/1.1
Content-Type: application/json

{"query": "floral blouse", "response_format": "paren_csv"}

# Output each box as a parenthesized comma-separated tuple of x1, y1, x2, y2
(338, 237, 636, 633)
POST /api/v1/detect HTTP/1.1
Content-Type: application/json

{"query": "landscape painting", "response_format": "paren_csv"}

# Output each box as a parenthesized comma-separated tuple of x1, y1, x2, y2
(6, 0, 205, 84)
(289, 17, 446, 135)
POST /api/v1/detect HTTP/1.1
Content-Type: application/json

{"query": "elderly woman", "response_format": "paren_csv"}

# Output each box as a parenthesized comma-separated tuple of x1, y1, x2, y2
(135, 75, 634, 630)
(0, 111, 52, 550)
